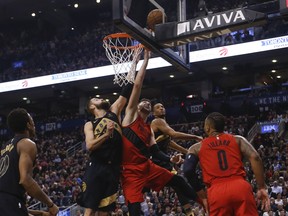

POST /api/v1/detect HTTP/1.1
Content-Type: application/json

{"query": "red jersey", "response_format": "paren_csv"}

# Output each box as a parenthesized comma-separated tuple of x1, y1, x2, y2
(122, 115, 152, 165)
(121, 116, 174, 203)
(198, 133, 246, 186)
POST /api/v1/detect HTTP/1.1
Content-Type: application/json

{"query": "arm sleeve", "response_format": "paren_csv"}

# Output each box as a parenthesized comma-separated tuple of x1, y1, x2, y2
(150, 144, 170, 162)
(183, 153, 204, 192)
(120, 83, 133, 100)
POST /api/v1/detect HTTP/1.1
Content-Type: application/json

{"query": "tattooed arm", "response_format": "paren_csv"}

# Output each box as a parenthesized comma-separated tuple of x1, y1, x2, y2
(235, 135, 266, 189)
(235, 135, 270, 212)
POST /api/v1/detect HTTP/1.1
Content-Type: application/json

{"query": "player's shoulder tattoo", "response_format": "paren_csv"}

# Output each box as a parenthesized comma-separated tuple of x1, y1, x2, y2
(189, 142, 201, 155)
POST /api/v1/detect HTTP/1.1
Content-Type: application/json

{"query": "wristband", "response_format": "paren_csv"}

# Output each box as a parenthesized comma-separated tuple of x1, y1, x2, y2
(150, 144, 170, 162)
(120, 83, 133, 99)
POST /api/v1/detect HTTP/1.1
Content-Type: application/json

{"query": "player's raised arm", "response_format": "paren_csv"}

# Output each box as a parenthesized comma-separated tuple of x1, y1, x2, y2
(168, 140, 188, 155)
(151, 104, 202, 141)
(110, 83, 133, 120)
(156, 120, 202, 141)
(122, 49, 150, 126)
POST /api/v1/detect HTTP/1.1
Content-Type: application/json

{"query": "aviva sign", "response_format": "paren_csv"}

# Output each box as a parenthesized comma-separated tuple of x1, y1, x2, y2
(155, 8, 267, 47)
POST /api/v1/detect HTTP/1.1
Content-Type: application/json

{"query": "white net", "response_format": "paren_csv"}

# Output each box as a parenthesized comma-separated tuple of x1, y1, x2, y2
(103, 33, 144, 86)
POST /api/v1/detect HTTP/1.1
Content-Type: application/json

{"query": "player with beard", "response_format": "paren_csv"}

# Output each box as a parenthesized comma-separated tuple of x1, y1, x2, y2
(151, 102, 202, 170)
(183, 112, 270, 215)
(120, 50, 207, 216)
(151, 103, 204, 215)
(78, 71, 136, 215)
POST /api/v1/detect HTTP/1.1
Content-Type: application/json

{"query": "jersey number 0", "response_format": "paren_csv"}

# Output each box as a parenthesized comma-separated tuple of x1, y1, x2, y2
(217, 150, 228, 170)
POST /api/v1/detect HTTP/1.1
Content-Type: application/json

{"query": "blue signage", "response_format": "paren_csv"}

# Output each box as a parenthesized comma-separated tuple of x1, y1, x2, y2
(260, 124, 279, 133)
(57, 209, 70, 216)
(255, 94, 288, 105)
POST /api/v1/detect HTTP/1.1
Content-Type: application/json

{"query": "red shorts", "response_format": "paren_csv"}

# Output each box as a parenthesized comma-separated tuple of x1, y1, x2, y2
(121, 160, 174, 203)
(207, 177, 258, 216)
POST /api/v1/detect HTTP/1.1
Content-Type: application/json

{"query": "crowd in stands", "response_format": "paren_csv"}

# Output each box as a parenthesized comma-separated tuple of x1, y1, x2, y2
(26, 130, 87, 209)
(0, 21, 113, 82)
(204, 0, 247, 13)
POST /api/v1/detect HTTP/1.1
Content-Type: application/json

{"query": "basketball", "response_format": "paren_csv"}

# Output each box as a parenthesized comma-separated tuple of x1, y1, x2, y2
(146, 9, 166, 32)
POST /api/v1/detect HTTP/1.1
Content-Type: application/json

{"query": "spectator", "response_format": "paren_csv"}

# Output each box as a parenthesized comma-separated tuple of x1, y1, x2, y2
(275, 193, 284, 206)
(55, 192, 70, 207)
(175, 205, 186, 216)
(270, 197, 278, 212)
(242, 29, 254, 42)
(155, 202, 165, 215)
(275, 204, 285, 216)
(147, 207, 156, 216)
(163, 205, 173, 216)
(283, 198, 288, 212)
(271, 181, 283, 199)
(263, 210, 274, 216)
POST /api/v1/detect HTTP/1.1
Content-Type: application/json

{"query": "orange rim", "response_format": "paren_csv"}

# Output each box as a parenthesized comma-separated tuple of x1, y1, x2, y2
(103, 33, 144, 50)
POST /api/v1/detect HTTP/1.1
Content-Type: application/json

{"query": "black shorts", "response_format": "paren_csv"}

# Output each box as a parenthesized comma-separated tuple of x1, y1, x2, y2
(0, 192, 28, 216)
(77, 161, 120, 211)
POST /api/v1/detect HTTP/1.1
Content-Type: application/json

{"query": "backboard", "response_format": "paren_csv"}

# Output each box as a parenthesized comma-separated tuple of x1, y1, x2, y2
(113, 0, 191, 72)
(113, 0, 272, 74)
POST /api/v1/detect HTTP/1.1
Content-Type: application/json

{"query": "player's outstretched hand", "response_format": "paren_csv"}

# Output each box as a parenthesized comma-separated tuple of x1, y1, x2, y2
(257, 188, 270, 212)
(201, 198, 209, 214)
(106, 121, 115, 138)
(144, 48, 151, 60)
(170, 153, 184, 164)
(196, 189, 208, 213)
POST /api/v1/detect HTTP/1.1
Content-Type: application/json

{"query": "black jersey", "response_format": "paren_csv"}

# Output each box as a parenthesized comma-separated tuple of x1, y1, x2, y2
(0, 135, 28, 202)
(78, 112, 123, 210)
(152, 130, 173, 171)
(89, 111, 123, 165)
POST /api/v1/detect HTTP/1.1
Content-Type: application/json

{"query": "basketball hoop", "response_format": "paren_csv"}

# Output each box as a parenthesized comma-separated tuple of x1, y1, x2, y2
(103, 33, 144, 86)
